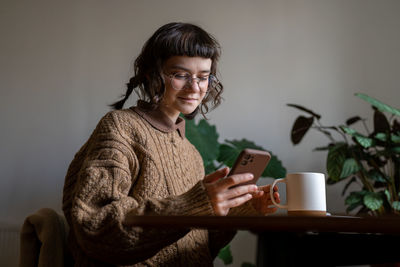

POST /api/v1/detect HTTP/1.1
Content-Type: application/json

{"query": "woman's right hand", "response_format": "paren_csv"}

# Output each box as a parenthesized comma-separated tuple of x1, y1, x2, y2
(203, 167, 259, 216)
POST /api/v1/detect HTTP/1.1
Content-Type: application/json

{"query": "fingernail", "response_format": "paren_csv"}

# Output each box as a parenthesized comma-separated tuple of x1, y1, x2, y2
(248, 174, 254, 179)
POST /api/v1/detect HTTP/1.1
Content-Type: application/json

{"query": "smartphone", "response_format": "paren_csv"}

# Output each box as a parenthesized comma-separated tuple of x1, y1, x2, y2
(228, 148, 271, 185)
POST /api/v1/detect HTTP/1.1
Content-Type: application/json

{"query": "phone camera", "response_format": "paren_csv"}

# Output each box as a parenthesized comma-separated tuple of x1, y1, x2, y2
(249, 155, 254, 162)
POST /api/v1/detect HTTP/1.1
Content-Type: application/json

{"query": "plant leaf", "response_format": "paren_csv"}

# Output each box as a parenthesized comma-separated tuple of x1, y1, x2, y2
(340, 158, 360, 178)
(355, 93, 400, 117)
(363, 192, 383, 211)
(355, 136, 374, 148)
(287, 104, 321, 119)
(384, 189, 391, 202)
(290, 116, 314, 145)
(264, 153, 287, 178)
(345, 191, 367, 212)
(345, 191, 365, 205)
(367, 170, 387, 182)
(391, 134, 400, 143)
(375, 133, 387, 142)
(346, 116, 362, 126)
(392, 147, 400, 153)
(218, 245, 233, 264)
(185, 119, 220, 170)
(217, 144, 239, 167)
(392, 201, 400, 211)
(327, 143, 347, 182)
(341, 126, 373, 148)
(373, 109, 391, 134)
(341, 126, 357, 135)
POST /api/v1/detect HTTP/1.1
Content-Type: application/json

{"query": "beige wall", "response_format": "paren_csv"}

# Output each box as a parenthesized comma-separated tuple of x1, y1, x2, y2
(1, 0, 400, 266)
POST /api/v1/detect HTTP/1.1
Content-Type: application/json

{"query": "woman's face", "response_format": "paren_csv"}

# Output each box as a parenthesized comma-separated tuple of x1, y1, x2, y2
(159, 56, 212, 122)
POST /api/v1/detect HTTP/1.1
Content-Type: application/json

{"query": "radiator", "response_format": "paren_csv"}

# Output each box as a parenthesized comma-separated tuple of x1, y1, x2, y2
(0, 223, 20, 267)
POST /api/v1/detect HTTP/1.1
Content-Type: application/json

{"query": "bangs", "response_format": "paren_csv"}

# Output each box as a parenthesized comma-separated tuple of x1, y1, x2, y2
(155, 24, 220, 61)
(171, 31, 219, 59)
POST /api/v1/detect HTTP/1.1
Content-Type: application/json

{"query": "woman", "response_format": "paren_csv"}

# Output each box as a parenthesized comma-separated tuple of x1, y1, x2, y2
(62, 22, 280, 266)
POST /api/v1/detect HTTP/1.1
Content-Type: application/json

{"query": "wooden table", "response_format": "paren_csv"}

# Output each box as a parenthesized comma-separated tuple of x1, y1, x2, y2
(126, 214, 400, 266)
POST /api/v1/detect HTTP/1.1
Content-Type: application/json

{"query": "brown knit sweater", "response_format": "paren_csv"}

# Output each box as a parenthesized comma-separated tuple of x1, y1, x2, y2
(62, 105, 249, 266)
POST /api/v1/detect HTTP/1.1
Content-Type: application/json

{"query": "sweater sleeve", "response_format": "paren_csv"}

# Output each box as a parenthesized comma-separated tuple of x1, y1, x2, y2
(66, 112, 215, 265)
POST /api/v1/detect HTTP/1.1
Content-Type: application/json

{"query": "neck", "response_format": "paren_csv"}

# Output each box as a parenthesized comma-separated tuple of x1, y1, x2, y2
(158, 106, 180, 123)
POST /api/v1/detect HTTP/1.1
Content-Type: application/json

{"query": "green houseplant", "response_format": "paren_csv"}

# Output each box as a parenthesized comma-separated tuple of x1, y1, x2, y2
(288, 93, 400, 215)
(185, 119, 286, 179)
(184, 117, 286, 266)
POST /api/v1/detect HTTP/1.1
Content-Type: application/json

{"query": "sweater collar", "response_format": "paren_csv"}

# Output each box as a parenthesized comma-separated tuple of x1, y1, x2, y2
(131, 100, 186, 139)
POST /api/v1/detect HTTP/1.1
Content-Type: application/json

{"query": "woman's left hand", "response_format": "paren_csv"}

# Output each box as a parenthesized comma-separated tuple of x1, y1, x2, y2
(251, 185, 280, 215)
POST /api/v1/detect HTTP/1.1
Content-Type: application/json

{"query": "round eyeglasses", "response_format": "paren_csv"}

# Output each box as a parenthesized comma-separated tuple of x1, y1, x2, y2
(163, 72, 220, 92)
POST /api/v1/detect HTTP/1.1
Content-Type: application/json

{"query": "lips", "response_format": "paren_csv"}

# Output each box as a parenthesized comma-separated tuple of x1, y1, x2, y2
(178, 97, 198, 102)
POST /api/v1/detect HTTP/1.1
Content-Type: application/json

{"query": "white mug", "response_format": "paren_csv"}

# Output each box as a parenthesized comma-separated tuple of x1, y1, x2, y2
(270, 172, 327, 216)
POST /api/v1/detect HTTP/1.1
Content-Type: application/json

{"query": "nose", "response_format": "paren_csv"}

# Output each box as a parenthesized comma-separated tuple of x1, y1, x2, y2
(186, 77, 201, 92)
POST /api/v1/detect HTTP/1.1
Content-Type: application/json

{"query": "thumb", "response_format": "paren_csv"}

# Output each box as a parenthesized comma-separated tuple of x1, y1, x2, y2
(203, 167, 229, 184)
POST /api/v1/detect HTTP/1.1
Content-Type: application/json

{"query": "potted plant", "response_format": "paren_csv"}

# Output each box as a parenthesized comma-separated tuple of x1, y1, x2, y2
(185, 117, 287, 266)
(288, 93, 400, 215)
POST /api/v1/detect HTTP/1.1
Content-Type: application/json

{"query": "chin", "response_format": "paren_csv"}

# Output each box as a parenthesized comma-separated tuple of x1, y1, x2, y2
(180, 110, 196, 116)
(179, 107, 197, 116)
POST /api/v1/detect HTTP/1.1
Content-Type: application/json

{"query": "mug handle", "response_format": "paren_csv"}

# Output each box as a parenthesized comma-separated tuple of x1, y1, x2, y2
(270, 178, 288, 209)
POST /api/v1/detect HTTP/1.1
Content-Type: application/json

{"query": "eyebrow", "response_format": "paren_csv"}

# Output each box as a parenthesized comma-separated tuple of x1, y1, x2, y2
(169, 65, 211, 73)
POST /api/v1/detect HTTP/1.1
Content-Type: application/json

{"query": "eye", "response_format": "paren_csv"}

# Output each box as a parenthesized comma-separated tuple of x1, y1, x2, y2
(198, 75, 210, 81)
(174, 72, 190, 80)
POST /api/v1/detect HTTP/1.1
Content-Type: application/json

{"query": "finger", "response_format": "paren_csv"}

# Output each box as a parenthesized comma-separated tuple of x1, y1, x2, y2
(265, 191, 279, 199)
(264, 194, 281, 208)
(259, 184, 278, 192)
(224, 193, 253, 208)
(256, 185, 277, 200)
(273, 192, 281, 203)
(203, 167, 229, 184)
(223, 184, 258, 200)
(257, 185, 269, 192)
(253, 190, 264, 198)
(218, 173, 254, 189)
(264, 191, 280, 201)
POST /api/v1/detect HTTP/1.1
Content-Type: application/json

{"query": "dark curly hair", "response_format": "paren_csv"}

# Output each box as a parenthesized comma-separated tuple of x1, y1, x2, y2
(110, 22, 223, 119)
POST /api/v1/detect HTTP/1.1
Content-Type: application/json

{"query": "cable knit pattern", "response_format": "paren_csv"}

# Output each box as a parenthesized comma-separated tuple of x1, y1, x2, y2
(62, 108, 218, 266)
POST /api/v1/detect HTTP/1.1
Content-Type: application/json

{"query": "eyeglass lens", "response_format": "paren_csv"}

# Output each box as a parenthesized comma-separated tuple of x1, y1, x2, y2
(170, 74, 217, 91)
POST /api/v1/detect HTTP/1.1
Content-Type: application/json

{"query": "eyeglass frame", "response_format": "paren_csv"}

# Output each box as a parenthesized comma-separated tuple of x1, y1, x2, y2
(162, 72, 220, 92)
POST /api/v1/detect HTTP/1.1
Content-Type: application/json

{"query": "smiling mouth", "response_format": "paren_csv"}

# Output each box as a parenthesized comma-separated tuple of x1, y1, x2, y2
(179, 97, 198, 101)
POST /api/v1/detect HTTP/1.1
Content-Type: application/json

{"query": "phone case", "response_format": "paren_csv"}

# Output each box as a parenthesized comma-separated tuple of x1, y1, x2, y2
(228, 148, 271, 185)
